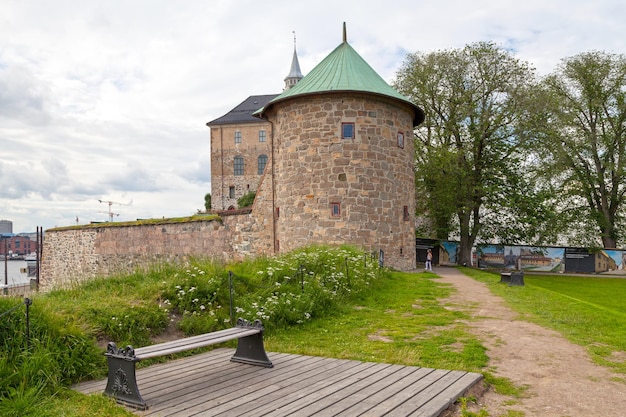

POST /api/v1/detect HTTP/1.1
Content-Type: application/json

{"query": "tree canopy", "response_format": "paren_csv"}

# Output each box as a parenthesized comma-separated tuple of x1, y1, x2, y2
(394, 42, 552, 264)
(532, 51, 626, 248)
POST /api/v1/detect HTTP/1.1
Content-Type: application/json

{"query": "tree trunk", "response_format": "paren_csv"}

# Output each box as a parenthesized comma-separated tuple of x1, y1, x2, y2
(457, 211, 476, 266)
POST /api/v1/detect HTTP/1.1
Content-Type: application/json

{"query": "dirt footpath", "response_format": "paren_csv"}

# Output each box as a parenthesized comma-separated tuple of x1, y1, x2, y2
(433, 267, 626, 417)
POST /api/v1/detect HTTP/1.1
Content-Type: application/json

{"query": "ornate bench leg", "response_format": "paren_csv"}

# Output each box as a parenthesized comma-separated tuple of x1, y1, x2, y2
(103, 343, 147, 410)
(230, 319, 274, 368)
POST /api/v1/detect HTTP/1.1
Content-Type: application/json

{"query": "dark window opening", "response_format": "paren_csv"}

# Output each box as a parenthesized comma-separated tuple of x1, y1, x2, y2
(331, 202, 341, 217)
(397, 132, 404, 148)
(234, 156, 244, 175)
(403, 205, 410, 221)
(258, 154, 268, 174)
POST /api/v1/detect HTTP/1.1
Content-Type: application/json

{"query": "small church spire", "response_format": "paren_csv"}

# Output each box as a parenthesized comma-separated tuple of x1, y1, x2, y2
(284, 31, 304, 91)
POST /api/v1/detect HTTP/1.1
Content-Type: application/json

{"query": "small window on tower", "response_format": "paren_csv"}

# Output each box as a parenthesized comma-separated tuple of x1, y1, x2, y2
(397, 132, 404, 148)
(259, 130, 266, 142)
(235, 131, 242, 144)
(331, 202, 341, 217)
(229, 186, 235, 199)
(342, 122, 354, 139)
(403, 205, 410, 221)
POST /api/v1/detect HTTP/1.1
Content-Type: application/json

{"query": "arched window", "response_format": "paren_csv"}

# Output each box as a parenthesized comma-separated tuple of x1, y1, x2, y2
(234, 156, 244, 175)
(258, 154, 268, 174)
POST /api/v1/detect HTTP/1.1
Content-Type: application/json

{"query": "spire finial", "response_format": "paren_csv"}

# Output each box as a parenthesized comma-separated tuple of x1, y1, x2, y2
(293, 30, 296, 49)
(343, 22, 347, 43)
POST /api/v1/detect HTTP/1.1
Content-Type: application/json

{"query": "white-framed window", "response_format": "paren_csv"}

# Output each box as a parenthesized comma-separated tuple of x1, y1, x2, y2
(259, 130, 266, 142)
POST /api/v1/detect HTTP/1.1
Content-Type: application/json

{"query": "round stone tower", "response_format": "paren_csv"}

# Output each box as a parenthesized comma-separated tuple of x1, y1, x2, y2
(254, 24, 424, 270)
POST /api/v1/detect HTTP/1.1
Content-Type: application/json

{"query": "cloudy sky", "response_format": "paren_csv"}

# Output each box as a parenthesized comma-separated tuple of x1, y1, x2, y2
(1, 0, 625, 233)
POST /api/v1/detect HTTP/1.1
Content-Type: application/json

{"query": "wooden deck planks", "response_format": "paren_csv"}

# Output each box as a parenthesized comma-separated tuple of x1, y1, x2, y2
(73, 348, 482, 417)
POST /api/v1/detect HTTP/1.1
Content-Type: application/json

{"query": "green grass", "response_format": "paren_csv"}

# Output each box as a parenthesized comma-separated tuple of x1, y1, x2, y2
(461, 267, 626, 374)
(266, 271, 489, 371)
(3, 251, 625, 416)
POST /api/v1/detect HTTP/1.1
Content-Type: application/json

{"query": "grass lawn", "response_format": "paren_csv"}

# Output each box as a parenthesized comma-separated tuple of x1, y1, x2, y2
(266, 270, 489, 372)
(3, 250, 625, 416)
(461, 268, 626, 375)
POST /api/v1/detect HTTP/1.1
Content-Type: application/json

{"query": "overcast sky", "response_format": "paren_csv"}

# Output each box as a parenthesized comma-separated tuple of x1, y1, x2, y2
(1, 0, 625, 233)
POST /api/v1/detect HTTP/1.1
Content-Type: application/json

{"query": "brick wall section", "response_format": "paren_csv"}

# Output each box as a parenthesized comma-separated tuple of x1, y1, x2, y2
(264, 93, 417, 270)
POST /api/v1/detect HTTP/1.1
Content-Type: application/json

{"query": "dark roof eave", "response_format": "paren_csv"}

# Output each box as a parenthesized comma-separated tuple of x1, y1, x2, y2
(254, 90, 425, 126)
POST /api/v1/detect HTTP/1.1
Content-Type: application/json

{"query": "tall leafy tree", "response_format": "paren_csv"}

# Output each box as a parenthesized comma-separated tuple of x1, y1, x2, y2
(534, 51, 626, 248)
(394, 42, 539, 265)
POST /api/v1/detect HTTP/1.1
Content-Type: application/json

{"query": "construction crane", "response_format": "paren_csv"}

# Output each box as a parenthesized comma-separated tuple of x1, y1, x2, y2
(98, 199, 133, 222)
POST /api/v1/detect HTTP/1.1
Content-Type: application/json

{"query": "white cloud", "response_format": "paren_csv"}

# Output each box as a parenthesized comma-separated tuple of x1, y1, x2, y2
(1, 0, 625, 231)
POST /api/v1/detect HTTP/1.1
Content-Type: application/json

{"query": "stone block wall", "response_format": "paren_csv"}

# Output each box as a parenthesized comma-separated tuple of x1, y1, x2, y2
(265, 93, 417, 270)
(40, 216, 263, 290)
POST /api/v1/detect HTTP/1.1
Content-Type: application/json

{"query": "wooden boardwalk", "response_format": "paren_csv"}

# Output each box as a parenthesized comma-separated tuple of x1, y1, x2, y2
(74, 348, 482, 416)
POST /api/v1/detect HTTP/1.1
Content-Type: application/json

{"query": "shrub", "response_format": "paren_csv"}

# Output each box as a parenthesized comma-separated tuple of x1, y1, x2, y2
(237, 191, 256, 208)
(160, 245, 387, 333)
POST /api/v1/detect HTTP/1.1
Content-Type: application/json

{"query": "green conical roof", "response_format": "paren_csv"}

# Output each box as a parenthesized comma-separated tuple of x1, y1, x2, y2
(254, 24, 424, 126)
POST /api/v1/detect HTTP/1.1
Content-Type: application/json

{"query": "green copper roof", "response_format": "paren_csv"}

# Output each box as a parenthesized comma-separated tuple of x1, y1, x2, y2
(254, 25, 424, 126)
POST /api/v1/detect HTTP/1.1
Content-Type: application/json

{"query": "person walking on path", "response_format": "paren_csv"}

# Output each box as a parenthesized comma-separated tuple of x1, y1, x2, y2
(425, 249, 433, 271)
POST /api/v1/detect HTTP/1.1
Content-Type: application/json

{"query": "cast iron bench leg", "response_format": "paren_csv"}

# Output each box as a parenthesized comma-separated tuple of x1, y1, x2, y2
(230, 318, 273, 368)
(104, 343, 146, 410)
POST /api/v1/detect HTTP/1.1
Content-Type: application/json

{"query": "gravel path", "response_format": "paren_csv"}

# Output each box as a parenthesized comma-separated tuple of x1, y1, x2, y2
(433, 267, 626, 417)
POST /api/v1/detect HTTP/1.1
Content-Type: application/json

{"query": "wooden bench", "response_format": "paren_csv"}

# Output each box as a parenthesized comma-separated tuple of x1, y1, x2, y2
(103, 318, 273, 410)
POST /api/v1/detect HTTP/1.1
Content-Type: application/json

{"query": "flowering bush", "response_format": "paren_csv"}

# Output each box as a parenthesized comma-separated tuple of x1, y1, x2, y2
(161, 246, 386, 334)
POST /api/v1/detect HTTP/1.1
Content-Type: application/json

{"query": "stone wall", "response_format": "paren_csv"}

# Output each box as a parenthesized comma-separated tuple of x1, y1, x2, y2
(40, 216, 262, 290)
(264, 93, 417, 270)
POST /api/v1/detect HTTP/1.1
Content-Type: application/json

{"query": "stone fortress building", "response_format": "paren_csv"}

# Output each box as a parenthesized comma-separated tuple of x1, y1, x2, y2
(39, 24, 425, 288)
(208, 24, 424, 270)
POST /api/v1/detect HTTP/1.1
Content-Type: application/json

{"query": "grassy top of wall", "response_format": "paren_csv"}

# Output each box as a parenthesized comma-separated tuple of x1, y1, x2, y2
(46, 214, 222, 232)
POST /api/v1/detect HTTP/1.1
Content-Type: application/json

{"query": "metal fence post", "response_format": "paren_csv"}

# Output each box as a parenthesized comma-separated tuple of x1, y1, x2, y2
(24, 297, 32, 351)
(228, 271, 234, 324)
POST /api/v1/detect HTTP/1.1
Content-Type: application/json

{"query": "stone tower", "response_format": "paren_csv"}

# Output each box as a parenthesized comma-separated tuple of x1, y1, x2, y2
(254, 24, 425, 270)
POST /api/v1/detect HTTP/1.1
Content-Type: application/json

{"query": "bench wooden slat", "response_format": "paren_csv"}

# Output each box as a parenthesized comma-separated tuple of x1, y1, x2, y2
(136, 328, 261, 360)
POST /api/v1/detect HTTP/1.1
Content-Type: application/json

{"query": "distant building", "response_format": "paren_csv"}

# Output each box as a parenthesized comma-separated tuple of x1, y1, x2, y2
(0, 235, 38, 257)
(0, 220, 12, 234)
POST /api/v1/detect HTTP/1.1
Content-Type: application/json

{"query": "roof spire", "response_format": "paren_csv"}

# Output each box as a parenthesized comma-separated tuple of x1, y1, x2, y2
(343, 22, 347, 43)
(284, 31, 304, 91)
